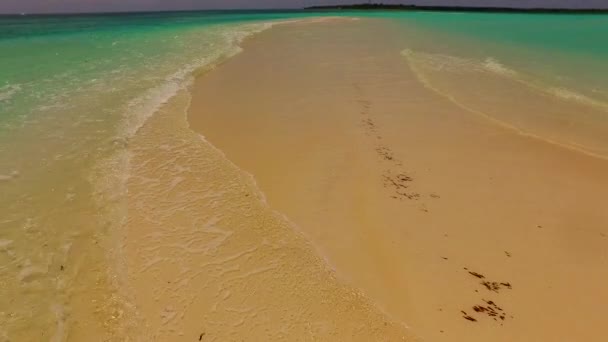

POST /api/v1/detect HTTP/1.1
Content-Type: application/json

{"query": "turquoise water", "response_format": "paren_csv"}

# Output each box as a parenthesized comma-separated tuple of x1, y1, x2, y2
(1, 10, 607, 341)
(0, 11, 322, 126)
(1, 11, 326, 341)
(2, 10, 607, 129)
(391, 12, 608, 100)
(386, 11, 608, 156)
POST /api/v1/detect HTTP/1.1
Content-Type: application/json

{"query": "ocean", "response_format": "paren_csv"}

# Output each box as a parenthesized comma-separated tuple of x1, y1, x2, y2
(1, 10, 607, 340)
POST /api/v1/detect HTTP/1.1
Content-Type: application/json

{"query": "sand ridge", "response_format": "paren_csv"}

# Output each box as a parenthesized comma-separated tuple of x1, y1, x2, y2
(116, 60, 415, 341)
(188, 18, 608, 341)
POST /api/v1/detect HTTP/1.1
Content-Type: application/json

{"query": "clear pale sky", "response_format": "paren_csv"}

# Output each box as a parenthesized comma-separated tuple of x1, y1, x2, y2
(1, 0, 606, 14)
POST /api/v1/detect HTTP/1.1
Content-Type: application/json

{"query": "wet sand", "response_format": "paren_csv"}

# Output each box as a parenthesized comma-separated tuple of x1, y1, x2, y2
(188, 19, 608, 341)
(114, 19, 415, 341)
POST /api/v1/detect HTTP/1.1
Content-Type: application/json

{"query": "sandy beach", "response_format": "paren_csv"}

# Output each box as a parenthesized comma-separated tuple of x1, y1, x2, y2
(112, 18, 419, 342)
(186, 18, 608, 341)
(3, 12, 608, 342)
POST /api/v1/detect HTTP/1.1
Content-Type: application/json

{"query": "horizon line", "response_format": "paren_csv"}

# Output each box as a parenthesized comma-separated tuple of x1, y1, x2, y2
(2, 4, 608, 16)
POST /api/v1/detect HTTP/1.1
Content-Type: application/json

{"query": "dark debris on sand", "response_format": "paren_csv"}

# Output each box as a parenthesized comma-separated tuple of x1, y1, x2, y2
(383, 171, 420, 200)
(465, 269, 485, 279)
(461, 299, 512, 324)
(464, 268, 512, 292)
(376, 146, 395, 161)
(461, 311, 477, 322)
(353, 82, 434, 203)
(481, 281, 512, 292)
(460, 268, 514, 324)
(472, 299, 508, 322)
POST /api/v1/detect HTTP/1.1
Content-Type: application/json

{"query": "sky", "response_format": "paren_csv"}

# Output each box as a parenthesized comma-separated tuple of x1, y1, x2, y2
(1, 1, 607, 14)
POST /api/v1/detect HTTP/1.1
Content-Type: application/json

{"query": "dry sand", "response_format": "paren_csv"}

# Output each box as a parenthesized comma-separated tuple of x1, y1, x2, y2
(187, 19, 608, 341)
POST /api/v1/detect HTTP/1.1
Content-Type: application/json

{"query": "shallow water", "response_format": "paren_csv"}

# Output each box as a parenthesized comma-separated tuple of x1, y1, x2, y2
(1, 10, 608, 341)
(387, 12, 608, 157)
(0, 11, 313, 340)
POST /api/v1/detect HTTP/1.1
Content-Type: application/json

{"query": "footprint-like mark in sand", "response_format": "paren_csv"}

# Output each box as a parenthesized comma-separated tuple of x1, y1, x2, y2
(354, 83, 427, 202)
(382, 171, 420, 200)
(461, 268, 514, 325)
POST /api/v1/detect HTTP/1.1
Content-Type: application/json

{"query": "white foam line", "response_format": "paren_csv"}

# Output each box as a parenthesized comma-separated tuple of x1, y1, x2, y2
(402, 49, 608, 161)
(404, 49, 608, 113)
(0, 84, 21, 102)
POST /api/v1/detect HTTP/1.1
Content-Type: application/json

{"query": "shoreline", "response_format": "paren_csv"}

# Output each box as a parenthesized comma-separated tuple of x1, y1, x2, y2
(402, 49, 608, 162)
(187, 17, 608, 341)
(5, 11, 607, 341)
(114, 17, 415, 341)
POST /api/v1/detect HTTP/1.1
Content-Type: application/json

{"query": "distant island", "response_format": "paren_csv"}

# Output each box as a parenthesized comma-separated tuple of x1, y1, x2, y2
(305, 3, 608, 13)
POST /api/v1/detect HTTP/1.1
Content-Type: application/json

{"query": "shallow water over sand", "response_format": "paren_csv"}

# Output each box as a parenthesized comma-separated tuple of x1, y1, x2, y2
(117, 84, 410, 340)
(0, 14, 304, 340)
(402, 48, 608, 158)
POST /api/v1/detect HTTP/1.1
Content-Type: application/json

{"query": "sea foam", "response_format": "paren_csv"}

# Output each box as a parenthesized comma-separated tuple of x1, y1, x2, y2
(402, 49, 608, 112)
(120, 22, 277, 140)
(0, 84, 21, 102)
